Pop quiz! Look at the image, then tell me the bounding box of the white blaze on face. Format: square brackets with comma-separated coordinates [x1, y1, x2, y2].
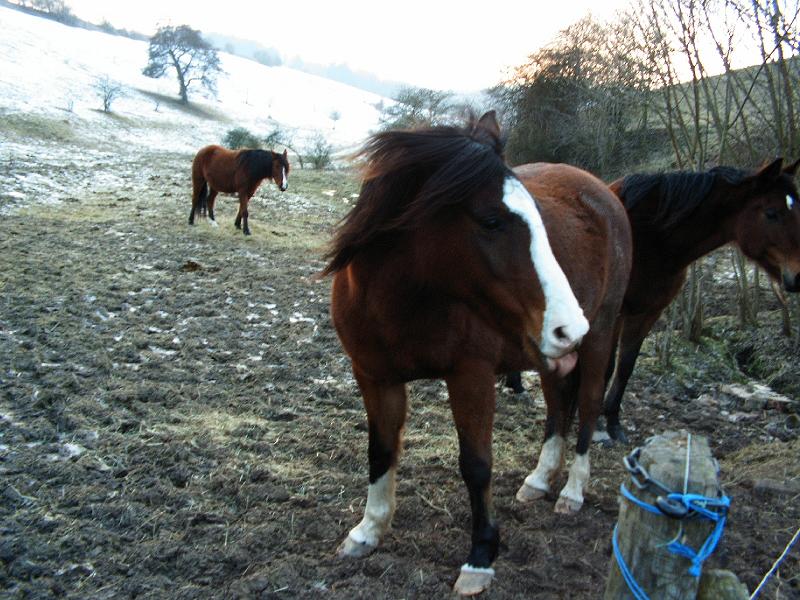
[281, 167, 288, 190]
[502, 177, 589, 357]
[787, 194, 795, 211]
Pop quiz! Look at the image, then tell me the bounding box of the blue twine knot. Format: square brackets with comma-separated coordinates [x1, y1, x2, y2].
[613, 483, 730, 600]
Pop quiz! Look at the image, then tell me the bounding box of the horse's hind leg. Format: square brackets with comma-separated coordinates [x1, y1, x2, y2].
[446, 362, 499, 595]
[603, 311, 659, 443]
[337, 371, 407, 558]
[190, 174, 207, 225]
[206, 190, 219, 226]
[504, 371, 525, 394]
[516, 372, 575, 503]
[553, 332, 617, 514]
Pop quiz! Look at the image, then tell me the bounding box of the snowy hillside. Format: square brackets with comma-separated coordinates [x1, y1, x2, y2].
[0, 6, 387, 154]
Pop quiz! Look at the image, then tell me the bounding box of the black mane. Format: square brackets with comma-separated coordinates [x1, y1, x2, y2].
[620, 166, 749, 232]
[323, 116, 509, 275]
[237, 149, 273, 180]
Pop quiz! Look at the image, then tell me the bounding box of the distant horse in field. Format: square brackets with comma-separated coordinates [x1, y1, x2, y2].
[189, 145, 290, 235]
[323, 112, 631, 595]
[600, 158, 800, 442]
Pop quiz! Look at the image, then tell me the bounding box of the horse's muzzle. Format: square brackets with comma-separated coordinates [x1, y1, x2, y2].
[528, 334, 580, 378]
[783, 269, 800, 293]
[280, 184, 288, 192]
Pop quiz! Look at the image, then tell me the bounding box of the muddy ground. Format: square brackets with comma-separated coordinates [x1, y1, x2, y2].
[1, 137, 799, 599]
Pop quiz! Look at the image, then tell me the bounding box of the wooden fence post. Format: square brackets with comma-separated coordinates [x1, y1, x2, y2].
[604, 431, 731, 600]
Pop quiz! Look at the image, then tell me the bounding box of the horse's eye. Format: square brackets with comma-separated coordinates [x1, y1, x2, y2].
[481, 216, 504, 231]
[765, 207, 780, 221]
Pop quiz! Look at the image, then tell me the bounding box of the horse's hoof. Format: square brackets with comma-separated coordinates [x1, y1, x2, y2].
[336, 534, 377, 559]
[209, 220, 218, 228]
[516, 482, 547, 503]
[244, 230, 251, 236]
[607, 424, 629, 445]
[453, 566, 494, 596]
[554, 495, 583, 514]
[592, 429, 614, 448]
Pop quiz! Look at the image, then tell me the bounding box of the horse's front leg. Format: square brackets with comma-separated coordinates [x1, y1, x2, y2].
[337, 371, 407, 558]
[234, 192, 247, 232]
[241, 196, 251, 235]
[555, 336, 612, 514]
[446, 362, 499, 596]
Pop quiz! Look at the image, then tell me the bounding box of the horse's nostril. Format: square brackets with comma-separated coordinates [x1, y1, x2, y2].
[554, 326, 569, 341]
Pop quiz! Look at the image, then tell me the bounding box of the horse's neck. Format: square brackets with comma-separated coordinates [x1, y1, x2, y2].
[261, 153, 273, 178]
[654, 189, 738, 268]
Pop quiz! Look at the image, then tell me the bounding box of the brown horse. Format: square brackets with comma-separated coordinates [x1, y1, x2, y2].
[602, 159, 800, 442]
[189, 145, 290, 235]
[323, 112, 631, 595]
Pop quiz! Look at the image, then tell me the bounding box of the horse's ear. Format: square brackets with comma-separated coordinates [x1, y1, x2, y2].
[755, 158, 784, 183]
[283, 149, 288, 159]
[783, 158, 800, 176]
[475, 111, 501, 140]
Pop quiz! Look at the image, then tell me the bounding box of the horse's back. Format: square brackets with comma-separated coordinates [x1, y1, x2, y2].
[513, 163, 632, 322]
[192, 145, 240, 193]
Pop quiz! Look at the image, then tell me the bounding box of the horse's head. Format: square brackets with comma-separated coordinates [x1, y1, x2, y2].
[271, 149, 290, 191]
[735, 158, 800, 292]
[329, 111, 588, 373]
[457, 166, 590, 373]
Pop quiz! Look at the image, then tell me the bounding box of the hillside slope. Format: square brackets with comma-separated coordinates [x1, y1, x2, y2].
[0, 6, 386, 155]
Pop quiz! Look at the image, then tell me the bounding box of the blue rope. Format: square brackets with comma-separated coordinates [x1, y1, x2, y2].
[612, 523, 650, 600]
[613, 483, 731, 599]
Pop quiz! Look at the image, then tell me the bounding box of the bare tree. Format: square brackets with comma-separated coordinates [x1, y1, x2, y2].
[495, 15, 654, 178]
[330, 110, 341, 130]
[29, 0, 74, 23]
[307, 133, 333, 170]
[93, 76, 124, 113]
[143, 25, 222, 104]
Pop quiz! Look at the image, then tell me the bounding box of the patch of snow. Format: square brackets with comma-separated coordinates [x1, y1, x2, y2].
[289, 312, 315, 324]
[149, 345, 176, 357]
[0, 6, 388, 212]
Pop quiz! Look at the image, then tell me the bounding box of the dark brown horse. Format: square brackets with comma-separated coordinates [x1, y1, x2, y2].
[189, 145, 290, 235]
[602, 159, 800, 442]
[324, 112, 631, 595]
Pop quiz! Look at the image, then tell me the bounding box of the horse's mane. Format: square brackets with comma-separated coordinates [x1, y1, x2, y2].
[322, 116, 509, 275]
[620, 166, 748, 233]
[236, 149, 274, 180]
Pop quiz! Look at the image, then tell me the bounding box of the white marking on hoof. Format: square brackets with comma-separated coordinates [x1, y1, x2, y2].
[592, 429, 611, 443]
[209, 219, 218, 228]
[453, 564, 495, 596]
[336, 533, 377, 558]
[555, 453, 590, 514]
[516, 481, 548, 503]
[554, 495, 583, 514]
[517, 435, 564, 503]
[337, 470, 396, 558]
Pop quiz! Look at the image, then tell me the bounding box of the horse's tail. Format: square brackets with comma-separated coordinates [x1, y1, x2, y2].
[197, 179, 209, 216]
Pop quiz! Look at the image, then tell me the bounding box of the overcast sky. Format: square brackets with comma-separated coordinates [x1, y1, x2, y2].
[64, 0, 631, 91]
